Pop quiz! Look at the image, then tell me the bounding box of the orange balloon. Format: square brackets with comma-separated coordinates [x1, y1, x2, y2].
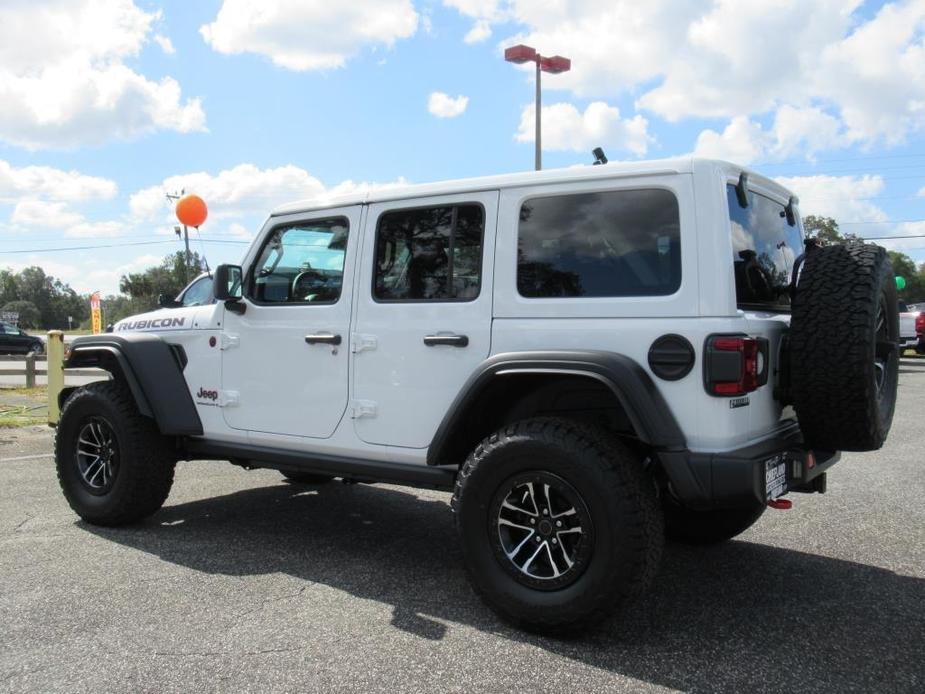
[176, 194, 208, 227]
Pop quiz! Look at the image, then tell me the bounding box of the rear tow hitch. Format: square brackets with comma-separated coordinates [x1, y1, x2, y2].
[768, 498, 792, 510]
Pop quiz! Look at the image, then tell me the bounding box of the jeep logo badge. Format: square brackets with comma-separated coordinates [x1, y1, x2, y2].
[196, 387, 219, 402]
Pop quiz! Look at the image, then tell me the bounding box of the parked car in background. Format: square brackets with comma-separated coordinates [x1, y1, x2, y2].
[899, 301, 918, 351]
[0, 322, 44, 355]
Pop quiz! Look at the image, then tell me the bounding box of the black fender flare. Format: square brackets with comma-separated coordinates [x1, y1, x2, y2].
[65, 333, 203, 436]
[426, 350, 686, 466]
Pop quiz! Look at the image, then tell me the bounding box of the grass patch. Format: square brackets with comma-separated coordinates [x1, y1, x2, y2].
[0, 405, 46, 428]
[0, 386, 47, 398]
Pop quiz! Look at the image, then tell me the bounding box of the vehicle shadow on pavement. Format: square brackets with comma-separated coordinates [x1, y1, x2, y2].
[82, 480, 924, 693]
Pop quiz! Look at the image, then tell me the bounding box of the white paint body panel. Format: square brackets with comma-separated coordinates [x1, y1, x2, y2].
[108, 157, 802, 463]
[220, 205, 360, 439]
[351, 191, 499, 448]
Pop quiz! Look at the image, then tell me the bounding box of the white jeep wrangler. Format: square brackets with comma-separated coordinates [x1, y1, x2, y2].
[55, 158, 899, 633]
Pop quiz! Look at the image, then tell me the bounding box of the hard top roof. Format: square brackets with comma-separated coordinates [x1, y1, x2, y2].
[270, 157, 793, 217]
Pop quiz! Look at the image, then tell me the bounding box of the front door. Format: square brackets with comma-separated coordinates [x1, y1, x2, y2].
[352, 191, 498, 448]
[221, 206, 360, 438]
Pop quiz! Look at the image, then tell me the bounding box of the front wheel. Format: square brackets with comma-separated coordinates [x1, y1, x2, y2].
[452, 418, 663, 634]
[55, 381, 175, 526]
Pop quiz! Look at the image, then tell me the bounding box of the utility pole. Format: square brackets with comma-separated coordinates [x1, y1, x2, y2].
[165, 190, 190, 284]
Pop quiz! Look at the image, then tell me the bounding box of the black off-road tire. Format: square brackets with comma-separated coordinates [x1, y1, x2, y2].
[281, 471, 334, 484]
[663, 499, 765, 545]
[452, 417, 663, 634]
[55, 381, 175, 526]
[790, 242, 899, 451]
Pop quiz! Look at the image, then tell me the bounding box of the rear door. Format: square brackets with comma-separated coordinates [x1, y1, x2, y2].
[351, 191, 498, 448]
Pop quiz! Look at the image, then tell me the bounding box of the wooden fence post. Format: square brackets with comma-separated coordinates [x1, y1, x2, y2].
[47, 331, 65, 426]
[25, 352, 36, 388]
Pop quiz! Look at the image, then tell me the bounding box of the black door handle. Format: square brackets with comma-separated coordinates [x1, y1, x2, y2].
[305, 333, 342, 345]
[423, 334, 469, 347]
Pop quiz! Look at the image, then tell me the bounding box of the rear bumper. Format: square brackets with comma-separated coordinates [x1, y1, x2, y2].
[658, 423, 840, 510]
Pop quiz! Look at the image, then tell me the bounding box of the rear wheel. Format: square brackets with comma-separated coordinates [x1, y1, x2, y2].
[452, 418, 663, 634]
[663, 499, 765, 545]
[55, 381, 175, 526]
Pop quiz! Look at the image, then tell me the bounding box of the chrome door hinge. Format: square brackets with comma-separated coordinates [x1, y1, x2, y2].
[350, 400, 377, 418]
[351, 333, 378, 354]
[220, 333, 240, 350]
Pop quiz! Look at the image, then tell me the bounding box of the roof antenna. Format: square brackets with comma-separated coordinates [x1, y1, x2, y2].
[592, 147, 608, 165]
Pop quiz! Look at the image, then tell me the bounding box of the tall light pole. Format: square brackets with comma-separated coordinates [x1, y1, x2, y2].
[504, 44, 571, 171]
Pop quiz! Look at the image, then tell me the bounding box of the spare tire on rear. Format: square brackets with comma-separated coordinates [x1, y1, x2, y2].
[789, 242, 899, 451]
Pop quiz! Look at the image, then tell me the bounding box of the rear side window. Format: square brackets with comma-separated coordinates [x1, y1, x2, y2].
[517, 189, 681, 298]
[374, 204, 484, 301]
[727, 185, 804, 310]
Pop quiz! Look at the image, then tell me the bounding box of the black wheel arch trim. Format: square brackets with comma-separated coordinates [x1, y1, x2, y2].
[426, 350, 686, 466]
[65, 333, 203, 436]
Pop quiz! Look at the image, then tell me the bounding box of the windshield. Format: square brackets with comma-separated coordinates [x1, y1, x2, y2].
[727, 184, 804, 310]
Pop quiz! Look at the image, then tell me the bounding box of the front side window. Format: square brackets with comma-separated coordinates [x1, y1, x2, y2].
[251, 218, 348, 304]
[374, 204, 484, 301]
[517, 189, 681, 298]
[727, 185, 804, 310]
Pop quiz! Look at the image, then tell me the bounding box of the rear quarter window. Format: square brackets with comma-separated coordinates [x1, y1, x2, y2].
[727, 185, 804, 311]
[517, 188, 681, 298]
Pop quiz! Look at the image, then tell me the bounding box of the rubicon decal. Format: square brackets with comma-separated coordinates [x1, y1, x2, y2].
[117, 317, 186, 331]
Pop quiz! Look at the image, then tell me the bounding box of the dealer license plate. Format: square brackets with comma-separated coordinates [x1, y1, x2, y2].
[765, 454, 788, 500]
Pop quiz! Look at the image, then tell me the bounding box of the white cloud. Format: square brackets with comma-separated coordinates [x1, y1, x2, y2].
[516, 101, 651, 156]
[694, 116, 771, 165]
[464, 20, 493, 44]
[0, 0, 205, 149]
[774, 174, 889, 226]
[201, 0, 418, 71]
[10, 199, 84, 228]
[65, 221, 125, 238]
[0, 160, 116, 202]
[694, 106, 850, 165]
[129, 163, 408, 224]
[428, 92, 469, 118]
[448, 1, 925, 156]
[444, 0, 502, 42]
[154, 34, 175, 55]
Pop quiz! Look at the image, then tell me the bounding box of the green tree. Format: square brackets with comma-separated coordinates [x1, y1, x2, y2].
[802, 215, 861, 244]
[119, 251, 205, 313]
[0, 266, 88, 329]
[1, 300, 40, 328]
[887, 251, 925, 302]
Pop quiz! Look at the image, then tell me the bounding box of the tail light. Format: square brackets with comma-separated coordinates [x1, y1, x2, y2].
[704, 334, 769, 396]
[916, 312, 925, 335]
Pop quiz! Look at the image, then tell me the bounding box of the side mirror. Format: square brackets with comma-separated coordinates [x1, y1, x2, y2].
[214, 264, 244, 302]
[158, 293, 181, 308]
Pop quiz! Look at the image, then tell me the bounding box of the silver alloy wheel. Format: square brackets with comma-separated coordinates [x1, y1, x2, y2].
[75, 417, 118, 494]
[490, 472, 594, 590]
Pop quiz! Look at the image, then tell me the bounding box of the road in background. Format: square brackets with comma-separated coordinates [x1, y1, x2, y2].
[1, 359, 923, 692]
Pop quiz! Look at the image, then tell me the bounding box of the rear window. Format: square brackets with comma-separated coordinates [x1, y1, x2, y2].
[727, 185, 804, 310]
[517, 189, 681, 298]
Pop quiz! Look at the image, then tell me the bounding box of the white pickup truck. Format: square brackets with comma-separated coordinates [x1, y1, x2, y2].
[899, 301, 919, 350]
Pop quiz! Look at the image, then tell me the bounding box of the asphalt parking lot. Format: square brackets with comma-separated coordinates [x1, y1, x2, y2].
[1, 361, 923, 693]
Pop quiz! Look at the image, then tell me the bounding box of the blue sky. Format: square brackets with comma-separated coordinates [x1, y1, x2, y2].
[2, 0, 925, 295]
